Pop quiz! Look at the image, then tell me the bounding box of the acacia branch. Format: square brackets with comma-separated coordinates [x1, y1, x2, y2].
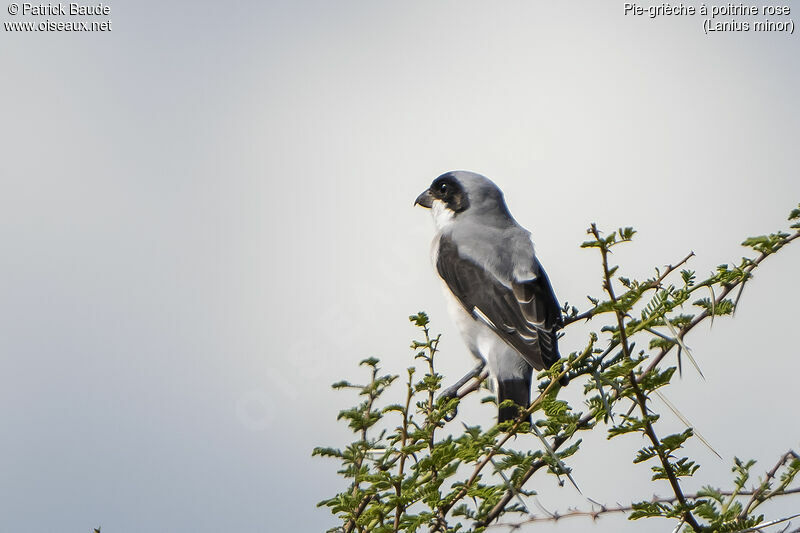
[741, 450, 800, 519]
[591, 224, 634, 363]
[393, 370, 415, 532]
[629, 372, 702, 531]
[343, 494, 373, 533]
[343, 364, 381, 533]
[436, 339, 597, 530]
[485, 487, 800, 529]
[473, 229, 799, 528]
[563, 250, 695, 327]
[433, 365, 567, 529]
[642, 231, 800, 377]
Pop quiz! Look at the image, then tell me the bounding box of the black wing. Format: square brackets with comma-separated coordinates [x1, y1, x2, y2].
[436, 235, 563, 371]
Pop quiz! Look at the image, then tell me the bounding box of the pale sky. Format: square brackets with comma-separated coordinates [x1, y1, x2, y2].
[1, 2, 799, 532]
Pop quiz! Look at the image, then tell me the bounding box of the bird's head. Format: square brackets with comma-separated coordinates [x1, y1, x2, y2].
[415, 171, 510, 228]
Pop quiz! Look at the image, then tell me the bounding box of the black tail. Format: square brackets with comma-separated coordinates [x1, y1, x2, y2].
[497, 377, 531, 424]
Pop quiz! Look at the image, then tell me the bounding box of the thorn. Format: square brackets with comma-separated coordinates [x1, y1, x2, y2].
[654, 390, 722, 460]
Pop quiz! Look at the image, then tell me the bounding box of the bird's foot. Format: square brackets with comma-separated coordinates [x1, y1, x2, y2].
[437, 385, 460, 421]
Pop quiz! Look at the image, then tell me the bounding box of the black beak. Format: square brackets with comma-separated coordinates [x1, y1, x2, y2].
[414, 189, 434, 208]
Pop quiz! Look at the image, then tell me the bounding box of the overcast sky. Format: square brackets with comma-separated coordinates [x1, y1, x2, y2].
[1, 1, 799, 532]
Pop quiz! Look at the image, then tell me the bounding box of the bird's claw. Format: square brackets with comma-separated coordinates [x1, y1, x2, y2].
[438, 386, 460, 421]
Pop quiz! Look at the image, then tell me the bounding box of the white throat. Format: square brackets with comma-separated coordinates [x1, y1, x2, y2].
[431, 199, 455, 231]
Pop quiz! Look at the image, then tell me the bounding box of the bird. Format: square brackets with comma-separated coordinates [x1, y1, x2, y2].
[414, 170, 565, 424]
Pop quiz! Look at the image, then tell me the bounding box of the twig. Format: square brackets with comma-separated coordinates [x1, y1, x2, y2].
[343, 494, 373, 533]
[485, 487, 800, 528]
[344, 364, 381, 533]
[741, 451, 800, 518]
[590, 224, 633, 362]
[393, 370, 415, 532]
[642, 232, 800, 377]
[562, 250, 695, 326]
[629, 371, 702, 531]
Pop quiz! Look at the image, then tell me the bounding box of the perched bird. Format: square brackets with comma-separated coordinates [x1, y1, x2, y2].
[415, 171, 565, 424]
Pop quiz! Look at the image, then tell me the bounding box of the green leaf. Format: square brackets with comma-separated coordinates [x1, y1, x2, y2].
[619, 226, 637, 241]
[634, 446, 657, 464]
[741, 232, 790, 255]
[408, 312, 429, 326]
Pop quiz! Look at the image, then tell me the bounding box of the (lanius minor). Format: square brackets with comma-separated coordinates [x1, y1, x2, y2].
[415, 171, 565, 423]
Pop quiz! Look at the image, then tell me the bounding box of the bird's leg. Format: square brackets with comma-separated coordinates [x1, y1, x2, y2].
[440, 361, 486, 399]
[438, 361, 486, 421]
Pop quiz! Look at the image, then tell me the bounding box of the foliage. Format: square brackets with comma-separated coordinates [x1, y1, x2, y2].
[314, 204, 800, 532]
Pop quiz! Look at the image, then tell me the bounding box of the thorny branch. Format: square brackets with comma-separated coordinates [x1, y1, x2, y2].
[642, 232, 800, 376]
[472, 226, 800, 528]
[343, 364, 381, 533]
[741, 451, 800, 519]
[486, 486, 800, 529]
[563, 250, 696, 327]
[629, 372, 701, 531]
